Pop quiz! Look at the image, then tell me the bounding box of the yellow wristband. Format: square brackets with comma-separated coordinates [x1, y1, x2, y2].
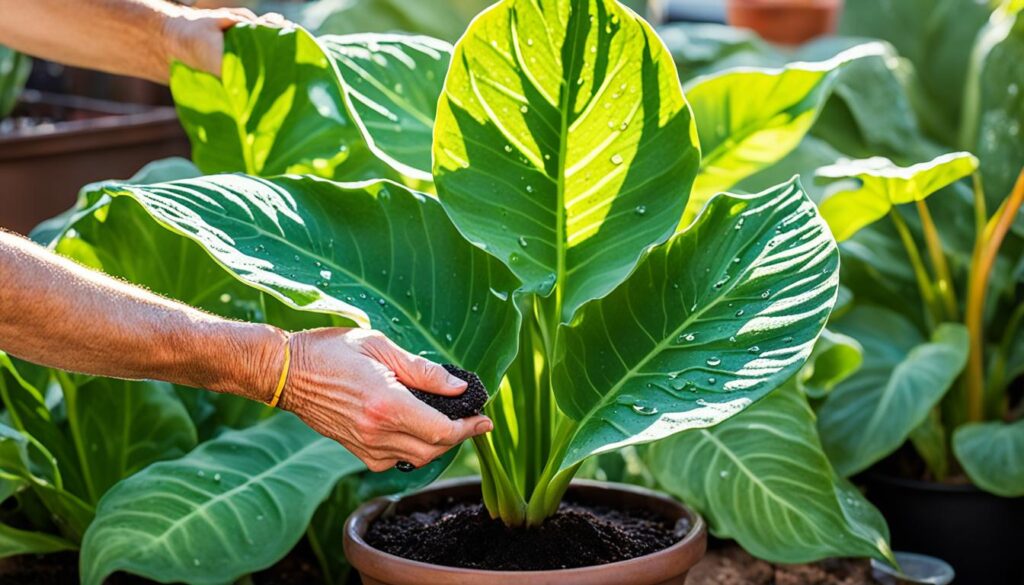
[268, 337, 291, 408]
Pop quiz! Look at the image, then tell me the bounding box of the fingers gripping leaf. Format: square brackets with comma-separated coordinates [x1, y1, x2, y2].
[434, 0, 701, 322]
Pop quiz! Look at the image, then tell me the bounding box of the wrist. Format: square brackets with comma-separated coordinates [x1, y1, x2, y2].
[194, 320, 289, 404]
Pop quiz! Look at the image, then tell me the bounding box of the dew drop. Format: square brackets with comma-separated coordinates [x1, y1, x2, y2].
[761, 290, 771, 299]
[378, 298, 387, 306]
[219, 293, 232, 304]
[520, 105, 528, 114]
[610, 154, 624, 165]
[471, 303, 479, 312]
[213, 473, 222, 483]
[197, 470, 205, 478]
[706, 357, 721, 367]
[735, 309, 745, 317]
[526, 184, 534, 193]
[504, 144, 513, 153]
[631, 402, 659, 416]
[747, 346, 760, 354]
[526, 38, 534, 46]
[719, 470, 729, 479]
[319, 269, 332, 280]
[707, 377, 717, 385]
[518, 236, 529, 248]
[635, 205, 647, 216]
[193, 558, 201, 567]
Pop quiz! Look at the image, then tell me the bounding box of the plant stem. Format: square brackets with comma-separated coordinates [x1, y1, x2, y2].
[915, 199, 958, 320]
[890, 209, 941, 329]
[965, 167, 1024, 422]
[989, 302, 1024, 413]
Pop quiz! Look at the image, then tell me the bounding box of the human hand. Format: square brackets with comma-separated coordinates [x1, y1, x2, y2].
[160, 6, 285, 78]
[277, 328, 493, 472]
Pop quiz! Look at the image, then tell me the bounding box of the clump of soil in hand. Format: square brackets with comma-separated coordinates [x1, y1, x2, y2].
[365, 497, 688, 571]
[408, 364, 487, 419]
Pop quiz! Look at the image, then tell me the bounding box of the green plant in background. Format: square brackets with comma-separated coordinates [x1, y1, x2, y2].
[0, 44, 30, 118]
[39, 0, 1024, 579]
[0, 1, 912, 581]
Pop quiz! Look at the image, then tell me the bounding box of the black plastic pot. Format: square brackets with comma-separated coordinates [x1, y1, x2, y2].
[861, 472, 1024, 584]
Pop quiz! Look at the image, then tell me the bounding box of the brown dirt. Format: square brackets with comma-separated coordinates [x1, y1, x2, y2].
[365, 497, 688, 571]
[688, 544, 879, 585]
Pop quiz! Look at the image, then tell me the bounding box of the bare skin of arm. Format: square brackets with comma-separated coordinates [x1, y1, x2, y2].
[0, 231, 492, 471]
[0, 0, 278, 82]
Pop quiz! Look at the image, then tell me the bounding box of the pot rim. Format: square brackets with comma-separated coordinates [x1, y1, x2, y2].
[344, 477, 707, 581]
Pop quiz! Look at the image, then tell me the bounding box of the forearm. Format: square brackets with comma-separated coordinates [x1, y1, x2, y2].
[0, 231, 285, 402]
[0, 0, 178, 83]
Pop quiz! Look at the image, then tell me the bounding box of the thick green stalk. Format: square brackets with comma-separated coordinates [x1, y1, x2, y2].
[915, 199, 958, 320]
[473, 434, 526, 525]
[965, 168, 1024, 422]
[890, 209, 942, 329]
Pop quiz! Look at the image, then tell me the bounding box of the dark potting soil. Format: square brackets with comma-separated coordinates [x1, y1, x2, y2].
[365, 497, 689, 571]
[408, 364, 488, 420]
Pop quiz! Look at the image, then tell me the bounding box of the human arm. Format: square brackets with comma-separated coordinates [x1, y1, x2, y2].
[0, 0, 275, 83]
[0, 231, 491, 470]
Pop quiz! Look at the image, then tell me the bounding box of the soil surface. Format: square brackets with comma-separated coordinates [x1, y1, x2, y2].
[365, 497, 688, 571]
[688, 544, 880, 585]
[408, 364, 488, 420]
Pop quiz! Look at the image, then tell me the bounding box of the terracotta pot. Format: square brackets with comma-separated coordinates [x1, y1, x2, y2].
[861, 471, 1024, 585]
[344, 478, 708, 585]
[726, 0, 843, 46]
[0, 90, 189, 235]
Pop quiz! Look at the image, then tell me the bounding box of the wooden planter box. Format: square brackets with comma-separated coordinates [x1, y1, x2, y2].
[0, 90, 189, 234]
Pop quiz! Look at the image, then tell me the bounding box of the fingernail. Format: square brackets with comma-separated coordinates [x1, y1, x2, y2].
[476, 420, 493, 434]
[447, 374, 467, 390]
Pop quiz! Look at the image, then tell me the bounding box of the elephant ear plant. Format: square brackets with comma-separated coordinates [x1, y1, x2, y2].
[74, 0, 841, 532]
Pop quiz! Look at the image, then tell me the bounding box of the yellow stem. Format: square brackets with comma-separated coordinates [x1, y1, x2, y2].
[965, 167, 1024, 422]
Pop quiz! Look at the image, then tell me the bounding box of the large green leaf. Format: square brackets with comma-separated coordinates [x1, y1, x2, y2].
[172, 25, 443, 183]
[953, 420, 1024, 497]
[681, 43, 885, 223]
[86, 174, 521, 393]
[647, 384, 893, 564]
[815, 152, 979, 242]
[0, 45, 30, 118]
[433, 0, 700, 322]
[553, 178, 840, 469]
[79, 414, 363, 585]
[817, 307, 969, 477]
[60, 378, 196, 504]
[320, 34, 451, 182]
[962, 7, 1024, 211]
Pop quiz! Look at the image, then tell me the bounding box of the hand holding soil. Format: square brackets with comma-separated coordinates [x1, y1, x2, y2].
[277, 328, 493, 472]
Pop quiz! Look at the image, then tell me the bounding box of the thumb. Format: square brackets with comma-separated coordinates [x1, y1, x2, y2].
[369, 338, 467, 396]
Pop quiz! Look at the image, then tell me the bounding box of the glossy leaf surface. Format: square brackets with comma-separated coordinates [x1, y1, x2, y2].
[88, 174, 521, 393]
[682, 44, 885, 223]
[434, 0, 700, 321]
[648, 384, 893, 564]
[79, 414, 363, 585]
[815, 152, 978, 241]
[554, 178, 840, 469]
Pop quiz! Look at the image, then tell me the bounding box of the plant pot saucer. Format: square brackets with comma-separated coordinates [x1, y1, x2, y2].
[871, 552, 955, 585]
[343, 477, 707, 585]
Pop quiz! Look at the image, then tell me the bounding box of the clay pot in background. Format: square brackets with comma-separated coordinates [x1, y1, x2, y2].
[344, 478, 708, 585]
[726, 0, 843, 45]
